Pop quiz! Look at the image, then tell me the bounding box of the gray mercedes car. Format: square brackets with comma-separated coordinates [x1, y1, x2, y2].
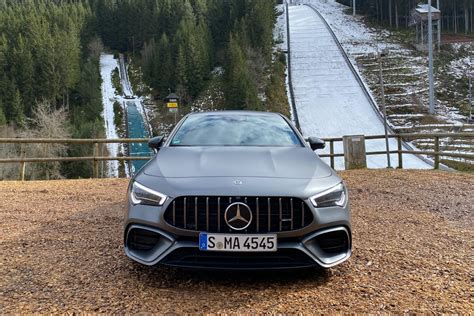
[124, 111, 351, 269]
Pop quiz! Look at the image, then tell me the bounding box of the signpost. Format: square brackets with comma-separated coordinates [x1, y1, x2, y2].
[165, 93, 180, 125]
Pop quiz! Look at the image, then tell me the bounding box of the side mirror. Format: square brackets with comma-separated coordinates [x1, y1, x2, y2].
[148, 136, 164, 150]
[307, 136, 325, 151]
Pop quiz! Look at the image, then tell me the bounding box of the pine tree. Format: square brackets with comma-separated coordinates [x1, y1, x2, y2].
[9, 89, 25, 126]
[224, 34, 259, 110]
[176, 45, 188, 90]
[11, 35, 35, 115]
[157, 33, 174, 96]
[0, 101, 6, 126]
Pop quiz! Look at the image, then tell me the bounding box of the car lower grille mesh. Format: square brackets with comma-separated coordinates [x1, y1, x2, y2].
[161, 248, 316, 269]
[164, 196, 313, 233]
[127, 228, 161, 251]
[314, 230, 349, 255]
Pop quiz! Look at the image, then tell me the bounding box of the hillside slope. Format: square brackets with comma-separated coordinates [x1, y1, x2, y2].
[288, 5, 431, 170]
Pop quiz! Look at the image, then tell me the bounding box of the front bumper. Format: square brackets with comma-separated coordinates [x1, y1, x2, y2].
[124, 188, 352, 269]
[124, 224, 351, 269]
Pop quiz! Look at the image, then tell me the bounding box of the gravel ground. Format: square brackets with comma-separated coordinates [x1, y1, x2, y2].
[0, 170, 472, 313]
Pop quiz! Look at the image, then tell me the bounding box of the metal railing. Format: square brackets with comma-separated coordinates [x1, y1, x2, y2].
[0, 132, 473, 181]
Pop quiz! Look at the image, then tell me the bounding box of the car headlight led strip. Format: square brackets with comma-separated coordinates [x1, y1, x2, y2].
[310, 183, 346, 208]
[130, 182, 167, 206]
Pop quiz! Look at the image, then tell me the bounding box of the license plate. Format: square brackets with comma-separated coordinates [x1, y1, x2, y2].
[199, 233, 277, 252]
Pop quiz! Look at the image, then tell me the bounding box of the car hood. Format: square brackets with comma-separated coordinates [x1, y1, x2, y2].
[143, 147, 333, 179]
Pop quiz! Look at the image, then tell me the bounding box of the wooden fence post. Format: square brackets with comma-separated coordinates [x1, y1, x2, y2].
[330, 140, 335, 169]
[93, 142, 99, 178]
[397, 135, 403, 169]
[434, 136, 440, 170]
[343, 135, 367, 170]
[100, 143, 104, 178]
[18, 144, 26, 181]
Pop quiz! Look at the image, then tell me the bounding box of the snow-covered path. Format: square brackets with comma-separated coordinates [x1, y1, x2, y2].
[288, 5, 431, 169]
[100, 54, 119, 177]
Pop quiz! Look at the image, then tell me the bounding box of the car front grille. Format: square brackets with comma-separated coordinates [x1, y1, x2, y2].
[163, 196, 313, 233]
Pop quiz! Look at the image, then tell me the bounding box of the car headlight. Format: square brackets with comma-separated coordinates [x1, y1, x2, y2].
[130, 182, 167, 206]
[310, 183, 346, 208]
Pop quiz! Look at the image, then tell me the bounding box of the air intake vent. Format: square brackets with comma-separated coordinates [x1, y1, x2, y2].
[313, 230, 349, 255]
[127, 228, 161, 251]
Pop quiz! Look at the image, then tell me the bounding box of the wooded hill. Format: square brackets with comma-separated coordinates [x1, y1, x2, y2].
[0, 0, 287, 179]
[95, 0, 285, 113]
[337, 0, 474, 32]
[0, 0, 285, 127]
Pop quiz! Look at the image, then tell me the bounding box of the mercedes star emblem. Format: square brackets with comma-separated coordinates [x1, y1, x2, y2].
[224, 202, 252, 230]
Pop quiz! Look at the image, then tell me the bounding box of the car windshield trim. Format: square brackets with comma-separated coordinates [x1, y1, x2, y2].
[169, 144, 302, 147]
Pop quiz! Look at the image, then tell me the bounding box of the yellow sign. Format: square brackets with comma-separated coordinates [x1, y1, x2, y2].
[167, 102, 178, 108]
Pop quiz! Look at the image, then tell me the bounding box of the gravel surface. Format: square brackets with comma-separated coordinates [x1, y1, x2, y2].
[1, 170, 472, 313]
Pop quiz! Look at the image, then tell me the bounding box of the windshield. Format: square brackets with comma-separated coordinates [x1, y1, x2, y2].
[170, 114, 302, 147]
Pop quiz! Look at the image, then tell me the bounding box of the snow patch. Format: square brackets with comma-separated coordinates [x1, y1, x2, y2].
[100, 54, 120, 177]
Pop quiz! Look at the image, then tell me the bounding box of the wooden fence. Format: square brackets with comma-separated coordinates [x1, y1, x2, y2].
[0, 132, 473, 180]
[320, 133, 474, 169]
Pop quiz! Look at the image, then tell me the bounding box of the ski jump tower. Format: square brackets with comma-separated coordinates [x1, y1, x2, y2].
[411, 4, 441, 52]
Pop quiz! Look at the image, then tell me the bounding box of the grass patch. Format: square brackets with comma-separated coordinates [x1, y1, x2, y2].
[441, 159, 474, 173]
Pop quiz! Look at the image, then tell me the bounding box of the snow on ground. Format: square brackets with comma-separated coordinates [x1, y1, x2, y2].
[288, 5, 431, 169]
[298, 0, 397, 56]
[275, 5, 288, 52]
[292, 0, 472, 167]
[447, 54, 473, 79]
[99, 54, 120, 177]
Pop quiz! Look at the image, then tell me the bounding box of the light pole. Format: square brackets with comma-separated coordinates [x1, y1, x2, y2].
[428, 0, 436, 114]
[469, 75, 473, 121]
[437, 0, 441, 52]
[353, 0, 356, 16]
[378, 51, 391, 168]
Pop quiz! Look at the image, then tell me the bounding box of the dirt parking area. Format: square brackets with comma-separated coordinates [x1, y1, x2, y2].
[0, 170, 473, 313]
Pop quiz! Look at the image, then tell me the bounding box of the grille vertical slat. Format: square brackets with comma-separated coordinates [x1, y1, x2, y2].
[164, 196, 313, 233]
[183, 197, 187, 229]
[267, 198, 271, 232]
[218, 197, 221, 232]
[290, 198, 294, 230]
[206, 197, 209, 232]
[194, 197, 198, 230]
[279, 198, 283, 231]
[256, 197, 259, 233]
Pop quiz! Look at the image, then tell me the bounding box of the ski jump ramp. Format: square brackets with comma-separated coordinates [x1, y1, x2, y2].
[288, 4, 431, 169]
